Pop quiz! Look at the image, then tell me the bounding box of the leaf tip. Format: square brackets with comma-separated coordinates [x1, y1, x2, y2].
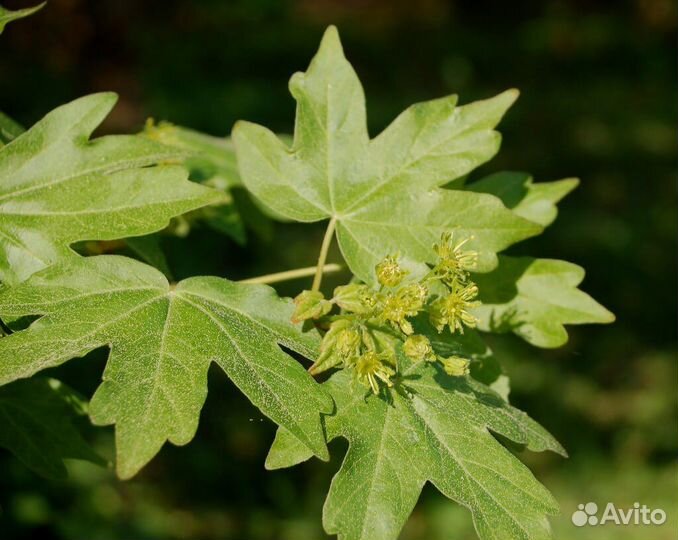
[504, 87, 520, 103]
[321, 24, 341, 48]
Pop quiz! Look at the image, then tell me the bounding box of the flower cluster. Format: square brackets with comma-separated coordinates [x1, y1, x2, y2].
[292, 233, 481, 393]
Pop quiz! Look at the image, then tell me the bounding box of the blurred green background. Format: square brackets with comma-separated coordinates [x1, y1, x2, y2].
[0, 0, 676, 538]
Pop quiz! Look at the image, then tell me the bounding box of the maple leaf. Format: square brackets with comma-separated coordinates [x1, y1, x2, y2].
[267, 361, 566, 540]
[0, 255, 332, 478]
[143, 121, 248, 244]
[474, 256, 615, 347]
[233, 26, 540, 284]
[467, 171, 579, 227]
[0, 377, 104, 479]
[0, 93, 224, 286]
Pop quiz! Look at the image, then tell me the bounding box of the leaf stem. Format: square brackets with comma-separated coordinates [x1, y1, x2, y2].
[240, 263, 342, 285]
[311, 217, 337, 292]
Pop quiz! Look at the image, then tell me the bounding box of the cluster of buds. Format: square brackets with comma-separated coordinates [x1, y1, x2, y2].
[291, 233, 481, 394]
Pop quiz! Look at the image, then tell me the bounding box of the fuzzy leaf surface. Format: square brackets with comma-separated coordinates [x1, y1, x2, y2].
[0, 93, 223, 285]
[233, 26, 540, 283]
[0, 255, 332, 478]
[474, 256, 614, 347]
[0, 377, 104, 479]
[268, 364, 565, 540]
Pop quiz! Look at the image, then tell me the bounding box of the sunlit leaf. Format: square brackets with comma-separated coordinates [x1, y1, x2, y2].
[0, 255, 332, 478]
[0, 93, 224, 286]
[233, 26, 540, 284]
[474, 256, 615, 347]
[268, 363, 565, 540]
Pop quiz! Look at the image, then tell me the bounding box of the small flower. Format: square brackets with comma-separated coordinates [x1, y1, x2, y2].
[311, 318, 356, 374]
[292, 290, 332, 323]
[403, 334, 434, 362]
[375, 255, 407, 287]
[440, 356, 470, 377]
[380, 283, 428, 335]
[398, 283, 428, 311]
[333, 284, 377, 314]
[433, 232, 478, 284]
[355, 351, 396, 394]
[336, 327, 362, 360]
[429, 282, 480, 334]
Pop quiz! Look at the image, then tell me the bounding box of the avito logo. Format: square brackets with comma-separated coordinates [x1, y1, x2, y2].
[572, 502, 667, 527]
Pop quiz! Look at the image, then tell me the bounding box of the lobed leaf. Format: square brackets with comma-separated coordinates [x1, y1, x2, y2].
[0, 255, 332, 478]
[474, 256, 615, 347]
[467, 172, 579, 227]
[233, 26, 540, 284]
[0, 93, 224, 286]
[268, 363, 566, 540]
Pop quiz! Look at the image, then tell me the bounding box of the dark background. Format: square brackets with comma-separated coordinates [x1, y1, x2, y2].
[0, 1, 676, 539]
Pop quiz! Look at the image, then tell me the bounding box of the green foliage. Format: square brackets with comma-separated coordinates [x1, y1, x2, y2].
[0, 377, 103, 479]
[143, 120, 247, 244]
[0, 255, 331, 478]
[0, 2, 43, 34]
[0, 93, 223, 286]
[474, 256, 614, 348]
[0, 17, 618, 540]
[233, 26, 540, 283]
[268, 365, 565, 540]
[467, 172, 579, 227]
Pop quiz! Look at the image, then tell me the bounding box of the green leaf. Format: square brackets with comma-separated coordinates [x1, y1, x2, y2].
[143, 121, 254, 244]
[0, 255, 332, 478]
[467, 172, 579, 227]
[233, 26, 540, 283]
[0, 110, 25, 145]
[143, 121, 242, 190]
[0, 93, 224, 286]
[267, 363, 566, 540]
[0, 2, 44, 34]
[125, 234, 172, 278]
[474, 256, 615, 348]
[0, 377, 104, 479]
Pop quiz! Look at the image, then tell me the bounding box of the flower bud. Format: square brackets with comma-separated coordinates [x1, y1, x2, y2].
[292, 290, 332, 323]
[440, 356, 470, 376]
[403, 335, 434, 362]
[375, 255, 407, 287]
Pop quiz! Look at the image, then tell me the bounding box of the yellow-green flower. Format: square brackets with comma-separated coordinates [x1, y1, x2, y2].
[403, 334, 434, 362]
[440, 356, 470, 376]
[433, 232, 478, 283]
[429, 282, 480, 334]
[355, 351, 396, 394]
[380, 283, 427, 335]
[335, 327, 362, 360]
[375, 255, 407, 287]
